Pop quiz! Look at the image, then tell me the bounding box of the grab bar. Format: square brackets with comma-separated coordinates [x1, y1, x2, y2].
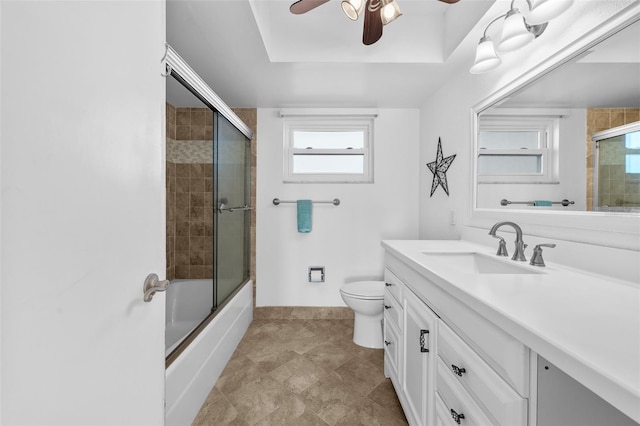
[500, 199, 575, 207]
[217, 203, 254, 213]
[273, 198, 340, 206]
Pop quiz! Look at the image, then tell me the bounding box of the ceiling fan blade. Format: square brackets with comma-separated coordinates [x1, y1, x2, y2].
[289, 0, 330, 14]
[362, 0, 383, 45]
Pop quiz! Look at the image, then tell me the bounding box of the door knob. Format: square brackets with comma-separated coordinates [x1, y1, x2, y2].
[143, 273, 169, 302]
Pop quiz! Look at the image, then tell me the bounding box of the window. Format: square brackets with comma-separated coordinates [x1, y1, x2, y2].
[283, 116, 374, 183]
[478, 116, 558, 184]
[625, 130, 640, 174]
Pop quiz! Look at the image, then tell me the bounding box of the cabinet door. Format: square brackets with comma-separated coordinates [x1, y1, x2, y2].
[403, 288, 439, 426]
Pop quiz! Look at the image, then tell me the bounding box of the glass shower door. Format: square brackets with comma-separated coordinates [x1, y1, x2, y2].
[594, 127, 640, 212]
[213, 113, 251, 308]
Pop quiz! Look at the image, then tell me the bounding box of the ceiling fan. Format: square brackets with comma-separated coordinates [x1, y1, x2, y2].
[290, 0, 460, 45]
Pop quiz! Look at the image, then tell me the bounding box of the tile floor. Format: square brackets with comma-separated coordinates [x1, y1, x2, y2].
[192, 318, 408, 425]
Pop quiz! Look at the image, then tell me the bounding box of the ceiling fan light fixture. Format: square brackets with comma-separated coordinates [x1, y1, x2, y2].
[526, 0, 573, 25]
[341, 0, 364, 21]
[470, 36, 502, 74]
[497, 8, 534, 53]
[380, 0, 402, 25]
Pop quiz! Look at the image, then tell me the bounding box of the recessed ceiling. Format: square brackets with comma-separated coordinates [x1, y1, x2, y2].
[166, 0, 494, 108]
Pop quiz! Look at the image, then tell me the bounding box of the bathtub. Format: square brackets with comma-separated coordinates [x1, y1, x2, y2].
[165, 279, 214, 356]
[165, 279, 253, 426]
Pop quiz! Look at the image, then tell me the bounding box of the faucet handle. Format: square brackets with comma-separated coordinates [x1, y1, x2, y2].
[491, 235, 509, 256]
[529, 243, 556, 267]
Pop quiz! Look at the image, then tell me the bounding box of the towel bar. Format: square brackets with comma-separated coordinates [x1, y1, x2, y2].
[273, 198, 340, 206]
[500, 199, 575, 207]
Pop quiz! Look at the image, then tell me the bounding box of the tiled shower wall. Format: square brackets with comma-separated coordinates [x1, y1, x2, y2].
[586, 108, 640, 210]
[166, 104, 214, 280]
[166, 103, 257, 284]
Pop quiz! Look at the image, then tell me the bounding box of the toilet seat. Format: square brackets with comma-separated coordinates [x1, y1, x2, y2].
[340, 281, 385, 300]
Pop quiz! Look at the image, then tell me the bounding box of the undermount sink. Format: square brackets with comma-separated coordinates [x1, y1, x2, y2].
[420, 252, 543, 275]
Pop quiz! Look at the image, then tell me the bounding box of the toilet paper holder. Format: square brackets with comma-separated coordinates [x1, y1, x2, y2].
[308, 266, 325, 283]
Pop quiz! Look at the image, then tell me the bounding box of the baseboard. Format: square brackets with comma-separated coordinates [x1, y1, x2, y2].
[254, 306, 354, 320]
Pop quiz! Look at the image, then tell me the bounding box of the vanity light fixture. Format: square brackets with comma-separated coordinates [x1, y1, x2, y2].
[470, 0, 573, 74]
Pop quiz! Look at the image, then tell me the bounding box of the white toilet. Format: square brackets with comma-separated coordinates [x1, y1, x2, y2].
[340, 281, 385, 349]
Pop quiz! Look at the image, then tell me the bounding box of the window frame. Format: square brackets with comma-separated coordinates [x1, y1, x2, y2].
[477, 115, 559, 184]
[283, 116, 374, 183]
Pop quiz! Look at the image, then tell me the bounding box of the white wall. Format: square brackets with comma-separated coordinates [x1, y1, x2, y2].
[257, 108, 420, 306]
[419, 1, 639, 245]
[1, 1, 166, 424]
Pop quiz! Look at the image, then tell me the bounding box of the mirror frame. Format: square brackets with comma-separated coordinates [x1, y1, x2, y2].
[469, 5, 640, 251]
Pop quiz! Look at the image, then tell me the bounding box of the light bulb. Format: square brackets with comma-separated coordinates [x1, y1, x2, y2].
[341, 0, 364, 20]
[379, 0, 401, 25]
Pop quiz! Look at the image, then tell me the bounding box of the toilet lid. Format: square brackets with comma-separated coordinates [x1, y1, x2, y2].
[340, 281, 385, 299]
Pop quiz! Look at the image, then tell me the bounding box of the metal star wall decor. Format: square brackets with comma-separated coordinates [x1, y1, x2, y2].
[426, 137, 456, 197]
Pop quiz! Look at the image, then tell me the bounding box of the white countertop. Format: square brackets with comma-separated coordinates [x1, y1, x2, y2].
[382, 239, 640, 424]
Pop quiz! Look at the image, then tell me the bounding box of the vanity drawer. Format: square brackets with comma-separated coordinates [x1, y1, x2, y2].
[438, 321, 528, 426]
[435, 391, 460, 426]
[383, 268, 404, 303]
[436, 357, 494, 426]
[383, 291, 402, 329]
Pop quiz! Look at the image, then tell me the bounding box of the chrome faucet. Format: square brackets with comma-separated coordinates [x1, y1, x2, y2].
[488, 221, 527, 261]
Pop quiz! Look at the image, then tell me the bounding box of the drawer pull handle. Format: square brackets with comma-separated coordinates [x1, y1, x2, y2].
[385, 340, 392, 346]
[385, 282, 393, 287]
[384, 305, 392, 310]
[450, 408, 465, 424]
[419, 329, 429, 353]
[451, 364, 466, 376]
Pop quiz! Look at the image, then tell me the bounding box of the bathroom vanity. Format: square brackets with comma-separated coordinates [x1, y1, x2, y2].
[381, 240, 639, 426]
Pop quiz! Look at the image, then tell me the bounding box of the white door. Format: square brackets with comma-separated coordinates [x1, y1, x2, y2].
[1, 1, 166, 424]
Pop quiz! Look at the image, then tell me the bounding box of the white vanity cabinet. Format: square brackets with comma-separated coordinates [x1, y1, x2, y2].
[383, 259, 529, 426]
[382, 240, 640, 426]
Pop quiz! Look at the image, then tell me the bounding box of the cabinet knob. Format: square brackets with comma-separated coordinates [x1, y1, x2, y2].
[385, 282, 393, 287]
[384, 340, 392, 346]
[451, 364, 466, 376]
[384, 304, 392, 310]
[450, 408, 465, 424]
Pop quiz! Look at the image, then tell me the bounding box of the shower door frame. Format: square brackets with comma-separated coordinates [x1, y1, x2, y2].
[164, 44, 253, 367]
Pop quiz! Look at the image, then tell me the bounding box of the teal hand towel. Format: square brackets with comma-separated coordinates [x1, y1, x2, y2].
[297, 199, 312, 233]
[533, 200, 553, 206]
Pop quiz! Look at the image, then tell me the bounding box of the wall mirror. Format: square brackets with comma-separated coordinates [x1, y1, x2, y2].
[475, 18, 640, 215]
